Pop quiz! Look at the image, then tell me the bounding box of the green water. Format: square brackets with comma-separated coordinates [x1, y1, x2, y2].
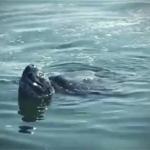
[0, 0, 150, 150]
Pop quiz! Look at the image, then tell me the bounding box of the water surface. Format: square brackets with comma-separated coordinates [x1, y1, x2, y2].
[0, 0, 150, 150]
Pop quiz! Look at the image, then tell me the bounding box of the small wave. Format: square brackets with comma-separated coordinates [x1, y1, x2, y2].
[0, 77, 19, 85]
[47, 62, 107, 72]
[55, 40, 92, 49]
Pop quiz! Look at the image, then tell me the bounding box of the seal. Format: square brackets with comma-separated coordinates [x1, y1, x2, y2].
[18, 64, 101, 101]
[18, 64, 102, 122]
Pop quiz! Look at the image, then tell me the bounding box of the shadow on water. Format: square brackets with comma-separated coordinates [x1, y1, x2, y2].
[18, 92, 51, 134]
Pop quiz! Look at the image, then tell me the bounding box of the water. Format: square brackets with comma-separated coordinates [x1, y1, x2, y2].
[0, 0, 150, 149]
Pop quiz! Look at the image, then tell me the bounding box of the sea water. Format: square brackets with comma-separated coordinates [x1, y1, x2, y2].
[0, 0, 150, 150]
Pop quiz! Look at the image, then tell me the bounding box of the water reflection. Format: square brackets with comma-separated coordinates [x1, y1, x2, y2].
[19, 125, 37, 134]
[18, 93, 51, 134]
[18, 93, 51, 122]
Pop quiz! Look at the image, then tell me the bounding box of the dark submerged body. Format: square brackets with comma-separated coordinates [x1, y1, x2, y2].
[49, 76, 90, 95]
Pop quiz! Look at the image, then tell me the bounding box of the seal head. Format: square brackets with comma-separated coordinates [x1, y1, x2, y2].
[19, 64, 54, 100]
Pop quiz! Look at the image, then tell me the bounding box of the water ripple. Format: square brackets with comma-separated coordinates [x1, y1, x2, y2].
[0, 0, 150, 150]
